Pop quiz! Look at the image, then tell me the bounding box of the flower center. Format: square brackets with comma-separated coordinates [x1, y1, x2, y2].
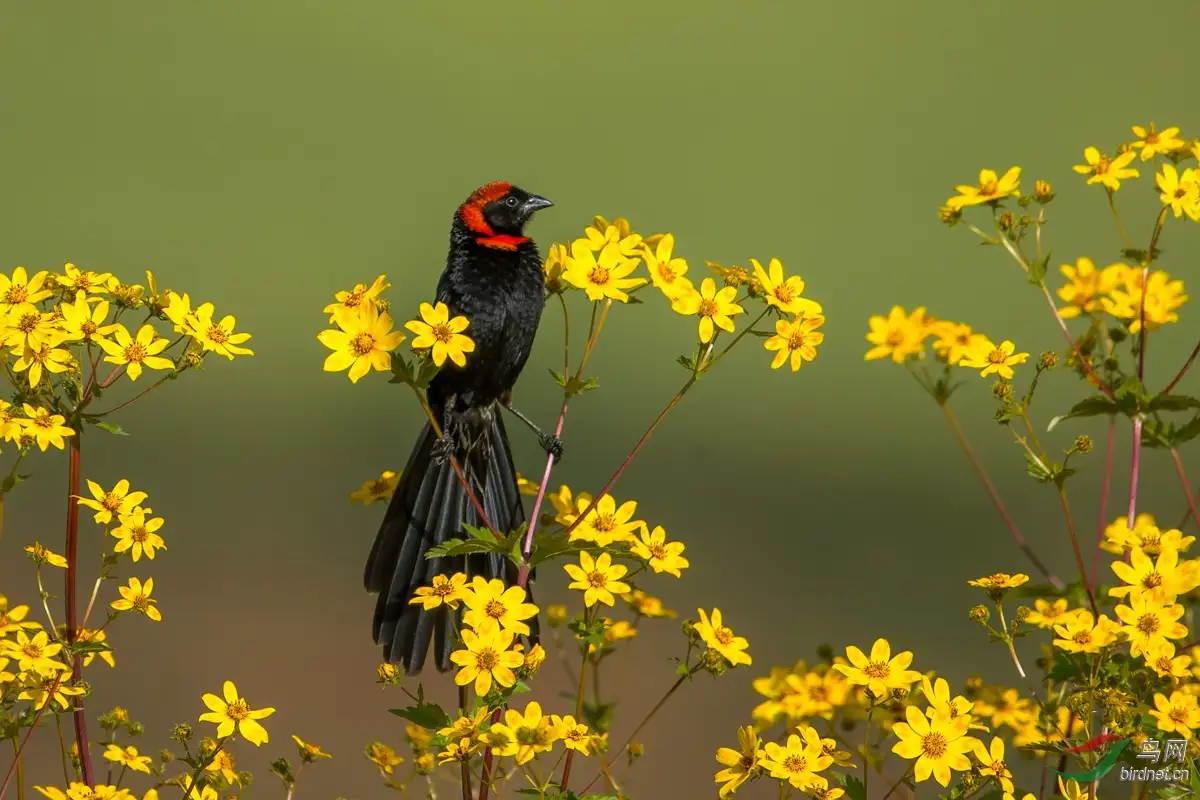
[81, 321, 98, 336]
[1156, 657, 1173, 673]
[101, 493, 122, 512]
[656, 264, 677, 283]
[32, 412, 54, 431]
[206, 325, 229, 344]
[370, 480, 390, 495]
[1170, 707, 1189, 725]
[22, 642, 44, 658]
[484, 599, 506, 619]
[123, 343, 147, 363]
[985, 349, 1008, 365]
[649, 544, 668, 560]
[922, 732, 948, 759]
[225, 700, 251, 721]
[738, 754, 755, 770]
[344, 289, 363, 308]
[1137, 613, 1161, 635]
[1142, 571, 1164, 589]
[516, 727, 547, 746]
[587, 266, 611, 285]
[17, 313, 40, 333]
[863, 661, 890, 680]
[714, 626, 735, 646]
[592, 515, 615, 533]
[433, 582, 455, 598]
[782, 754, 808, 773]
[979, 177, 998, 195]
[773, 284, 796, 303]
[350, 332, 376, 357]
[130, 526, 148, 543]
[475, 647, 499, 671]
[886, 330, 905, 346]
[1096, 156, 1112, 174]
[431, 323, 453, 344]
[4, 286, 29, 305]
[1071, 630, 1092, 645]
[586, 571, 608, 588]
[132, 595, 151, 612]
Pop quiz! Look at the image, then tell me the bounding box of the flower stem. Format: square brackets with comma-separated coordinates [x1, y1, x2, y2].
[995, 603, 1027, 679]
[0, 675, 64, 800]
[1056, 483, 1098, 616]
[1089, 417, 1117, 595]
[939, 403, 1063, 588]
[179, 738, 226, 799]
[1171, 448, 1200, 530]
[862, 705, 874, 797]
[457, 686, 471, 800]
[1107, 189, 1134, 251]
[557, 633, 591, 791]
[880, 763, 914, 800]
[1163, 338, 1200, 395]
[63, 431, 94, 787]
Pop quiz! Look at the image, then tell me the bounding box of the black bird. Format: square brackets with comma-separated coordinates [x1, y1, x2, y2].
[364, 181, 560, 675]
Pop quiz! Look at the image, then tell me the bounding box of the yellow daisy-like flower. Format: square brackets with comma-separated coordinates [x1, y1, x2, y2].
[970, 736, 1014, 793]
[550, 714, 591, 755]
[18, 673, 85, 711]
[958, 339, 1029, 380]
[1103, 513, 1195, 555]
[833, 638, 921, 699]
[921, 677, 978, 733]
[568, 493, 642, 546]
[1024, 598, 1075, 629]
[1116, 596, 1188, 657]
[437, 708, 492, 742]
[110, 577, 162, 622]
[1, 629, 71, 676]
[35, 785, 132, 800]
[891, 705, 975, 786]
[946, 166, 1021, 209]
[643, 234, 691, 299]
[623, 589, 677, 619]
[2, 304, 61, 351]
[714, 725, 762, 799]
[111, 508, 167, 562]
[323, 274, 390, 323]
[349, 469, 400, 505]
[967, 573, 1029, 590]
[436, 738, 478, 766]
[98, 324, 174, 381]
[542, 242, 568, 289]
[103, 744, 153, 774]
[56, 263, 113, 296]
[162, 291, 201, 337]
[205, 749, 239, 786]
[449, 627, 524, 696]
[864, 306, 927, 363]
[516, 474, 540, 496]
[630, 525, 689, 577]
[563, 240, 645, 302]
[0, 597, 41, 637]
[409, 573, 469, 611]
[76, 479, 148, 525]
[1145, 640, 1192, 681]
[1057, 257, 1124, 319]
[317, 302, 405, 384]
[564, 551, 630, 608]
[292, 734, 332, 763]
[1151, 691, 1200, 739]
[58, 292, 119, 344]
[583, 215, 655, 256]
[13, 341, 73, 389]
[486, 701, 559, 765]
[198, 680, 276, 746]
[1110, 546, 1198, 604]
[751, 258, 822, 317]
[1104, 269, 1189, 333]
[76, 627, 114, 668]
[366, 741, 405, 775]
[405, 302, 475, 368]
[1132, 123, 1185, 161]
[1052, 610, 1118, 654]
[0, 400, 25, 443]
[929, 321, 986, 366]
[460, 577, 539, 636]
[0, 266, 53, 312]
[191, 302, 254, 359]
[759, 731, 833, 789]
[695, 608, 752, 667]
[671, 277, 744, 344]
[24, 542, 69, 569]
[549, 483, 590, 527]
[1072, 147, 1138, 191]
[764, 314, 824, 372]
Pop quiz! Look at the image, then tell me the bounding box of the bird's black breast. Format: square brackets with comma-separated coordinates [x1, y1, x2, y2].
[429, 238, 546, 411]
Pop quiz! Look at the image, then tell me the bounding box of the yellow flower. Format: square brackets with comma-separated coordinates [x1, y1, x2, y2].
[19, 402, 76, 453]
[1052, 610, 1118, 654]
[974, 687, 1035, 730]
[323, 275, 390, 323]
[436, 738, 478, 765]
[409, 573, 469, 611]
[349, 470, 400, 505]
[563, 240, 645, 302]
[1151, 691, 1200, 739]
[110, 577, 162, 622]
[58, 292, 119, 344]
[1116, 596, 1188, 657]
[1102, 268, 1189, 333]
[714, 725, 762, 798]
[35, 785, 132, 800]
[0, 400, 24, 442]
[317, 302, 404, 384]
[891, 705, 975, 786]
[522, 642, 547, 672]
[568, 493, 642, 546]
[516, 474, 540, 496]
[24, 542, 69, 569]
[946, 166, 1021, 209]
[437, 708, 491, 742]
[18, 673, 85, 711]
[1155, 164, 1200, 221]
[1073, 147, 1138, 191]
[76, 628, 113, 668]
[671, 277, 744, 343]
[972, 736, 1014, 793]
[1132, 123, 1185, 161]
[751, 258, 822, 317]
[198, 680, 276, 746]
[76, 479, 148, 525]
[405, 302, 475, 368]
[486, 701, 559, 765]
[292, 734, 332, 763]
[623, 589, 677, 619]
[405, 722, 432, 750]
[764, 314, 824, 372]
[630, 525, 689, 577]
[56, 263, 113, 296]
[583, 215, 654, 256]
[366, 741, 404, 775]
[1, 629, 70, 676]
[449, 627, 524, 696]
[542, 242, 568, 289]
[958, 339, 1029, 380]
[564, 551, 630, 607]
[921, 677, 978, 733]
[1057, 777, 1090, 800]
[162, 291, 201, 337]
[834, 638, 920, 699]
[1057, 257, 1124, 318]
[864, 306, 927, 363]
[759, 731, 832, 789]
[111, 508, 166, 561]
[460, 576, 539, 636]
[205, 749, 239, 785]
[2, 305, 61, 351]
[1103, 513, 1194, 555]
[191, 302, 254, 359]
[98, 324, 174, 381]
[549, 484, 591, 527]
[103, 744, 152, 774]
[1024, 598, 1075, 629]
[551, 714, 591, 755]
[1110, 546, 1198, 603]
[0, 597, 41, 637]
[967, 573, 1029, 590]
[1145, 640, 1193, 681]
[13, 341, 73, 389]
[930, 322, 986, 366]
[0, 267, 53, 312]
[695, 608, 752, 667]
[643, 234, 691, 299]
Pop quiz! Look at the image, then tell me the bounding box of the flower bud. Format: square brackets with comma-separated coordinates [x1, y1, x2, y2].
[998, 211, 1016, 232]
[969, 605, 990, 626]
[992, 381, 1012, 400]
[939, 205, 962, 226]
[1073, 435, 1093, 454]
[377, 663, 399, 684]
[547, 604, 568, 627]
[171, 723, 193, 743]
[1038, 351, 1058, 369]
[1034, 179, 1054, 203]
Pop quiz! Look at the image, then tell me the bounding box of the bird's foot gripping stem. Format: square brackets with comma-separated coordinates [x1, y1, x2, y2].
[431, 429, 456, 466]
[538, 432, 564, 465]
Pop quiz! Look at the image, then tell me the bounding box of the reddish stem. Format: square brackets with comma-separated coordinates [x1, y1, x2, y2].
[0, 676, 64, 800]
[1164, 338, 1200, 395]
[1171, 448, 1200, 530]
[1089, 417, 1117, 595]
[64, 432, 94, 786]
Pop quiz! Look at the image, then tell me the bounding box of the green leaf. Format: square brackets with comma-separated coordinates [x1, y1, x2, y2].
[0, 472, 30, 494]
[582, 701, 615, 733]
[676, 354, 697, 371]
[463, 524, 495, 542]
[1147, 394, 1200, 413]
[388, 354, 416, 386]
[1025, 455, 1054, 483]
[549, 369, 567, 389]
[91, 421, 129, 436]
[529, 531, 582, 567]
[563, 375, 599, 397]
[388, 702, 452, 730]
[1047, 650, 1080, 682]
[836, 773, 867, 800]
[71, 641, 112, 654]
[1029, 250, 1051, 285]
[1173, 414, 1200, 445]
[414, 360, 441, 390]
[424, 538, 498, 559]
[1047, 395, 1120, 431]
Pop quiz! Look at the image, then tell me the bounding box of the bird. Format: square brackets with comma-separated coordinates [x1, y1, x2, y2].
[364, 181, 562, 675]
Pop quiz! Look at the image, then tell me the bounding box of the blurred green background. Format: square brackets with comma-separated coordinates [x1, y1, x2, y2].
[3, 1, 1200, 797]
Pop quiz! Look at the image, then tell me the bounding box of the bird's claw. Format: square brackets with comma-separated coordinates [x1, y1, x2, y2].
[538, 433, 564, 465]
[431, 432, 455, 466]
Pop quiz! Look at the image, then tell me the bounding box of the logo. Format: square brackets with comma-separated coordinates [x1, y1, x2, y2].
[1054, 734, 1189, 783]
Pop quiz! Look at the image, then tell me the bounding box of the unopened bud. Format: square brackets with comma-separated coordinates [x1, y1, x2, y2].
[159, 750, 174, 764]
[939, 205, 962, 226]
[703, 647, 728, 676]
[377, 663, 399, 684]
[171, 723, 193, 743]
[1014, 605, 1031, 623]
[998, 211, 1016, 232]
[992, 381, 1012, 400]
[1034, 179, 1054, 203]
[375, 298, 391, 315]
[415, 753, 434, 775]
[969, 605, 990, 626]
[1074, 435, 1093, 454]
[1038, 351, 1058, 369]
[891, 687, 909, 701]
[629, 743, 644, 761]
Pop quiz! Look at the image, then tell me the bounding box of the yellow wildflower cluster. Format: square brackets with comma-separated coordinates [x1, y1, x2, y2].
[863, 306, 1030, 379]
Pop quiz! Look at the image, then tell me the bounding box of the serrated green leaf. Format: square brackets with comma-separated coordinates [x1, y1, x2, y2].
[529, 531, 581, 567]
[425, 538, 498, 559]
[1047, 650, 1080, 682]
[388, 702, 452, 729]
[1029, 250, 1050, 285]
[1047, 395, 1120, 431]
[388, 354, 416, 385]
[563, 375, 599, 397]
[676, 354, 696, 371]
[836, 773, 867, 800]
[1147, 394, 1200, 413]
[463, 524, 495, 542]
[91, 421, 129, 436]
[549, 369, 567, 389]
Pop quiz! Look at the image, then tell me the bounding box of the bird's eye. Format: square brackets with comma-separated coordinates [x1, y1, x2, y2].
[505, 196, 518, 208]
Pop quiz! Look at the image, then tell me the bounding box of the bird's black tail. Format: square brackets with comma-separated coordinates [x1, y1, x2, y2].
[364, 412, 538, 675]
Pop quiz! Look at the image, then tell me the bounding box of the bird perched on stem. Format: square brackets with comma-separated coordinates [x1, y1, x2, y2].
[364, 181, 561, 675]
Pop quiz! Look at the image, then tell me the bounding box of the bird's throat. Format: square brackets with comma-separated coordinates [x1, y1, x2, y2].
[475, 234, 529, 251]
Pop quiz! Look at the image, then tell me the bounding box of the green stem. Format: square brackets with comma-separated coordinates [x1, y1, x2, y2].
[1107, 189, 1134, 251]
[1056, 482, 1098, 616]
[558, 610, 592, 791]
[880, 763, 914, 800]
[862, 705, 874, 797]
[179, 738, 227, 799]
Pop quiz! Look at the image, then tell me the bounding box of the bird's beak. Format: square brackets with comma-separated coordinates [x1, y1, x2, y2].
[521, 194, 553, 217]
